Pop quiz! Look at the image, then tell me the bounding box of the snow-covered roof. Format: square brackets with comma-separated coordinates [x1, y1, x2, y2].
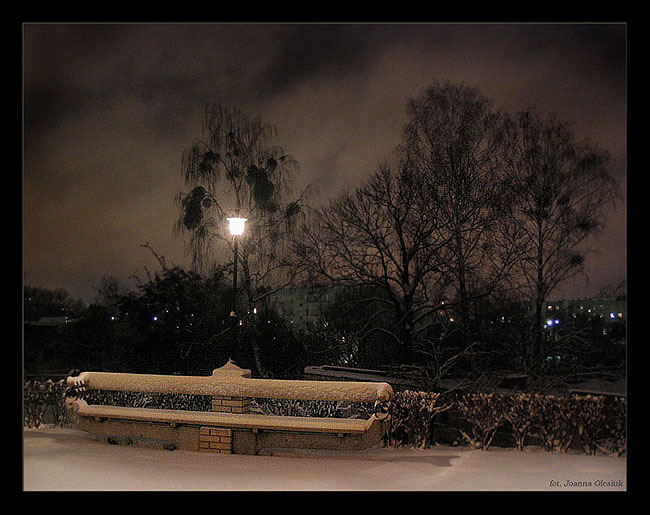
[31, 317, 70, 326]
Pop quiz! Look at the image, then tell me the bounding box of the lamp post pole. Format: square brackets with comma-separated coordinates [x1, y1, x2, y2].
[232, 233, 238, 318]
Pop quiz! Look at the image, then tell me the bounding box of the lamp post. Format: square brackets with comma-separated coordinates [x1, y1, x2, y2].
[227, 209, 247, 357]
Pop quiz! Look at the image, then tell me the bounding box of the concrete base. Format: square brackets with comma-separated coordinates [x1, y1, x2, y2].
[231, 419, 387, 455]
[68, 402, 388, 455]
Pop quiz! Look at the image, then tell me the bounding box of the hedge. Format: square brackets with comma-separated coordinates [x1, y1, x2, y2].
[386, 391, 626, 456]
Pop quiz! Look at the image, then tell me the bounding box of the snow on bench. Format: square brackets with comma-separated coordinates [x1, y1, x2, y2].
[67, 361, 393, 403]
[65, 360, 393, 455]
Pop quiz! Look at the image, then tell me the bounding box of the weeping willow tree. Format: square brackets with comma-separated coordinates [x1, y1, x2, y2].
[175, 104, 306, 374]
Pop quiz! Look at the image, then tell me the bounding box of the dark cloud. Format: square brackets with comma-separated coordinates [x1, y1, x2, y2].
[245, 24, 382, 96]
[22, 23, 626, 302]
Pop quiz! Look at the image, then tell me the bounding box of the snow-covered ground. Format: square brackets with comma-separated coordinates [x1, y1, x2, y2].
[23, 427, 626, 491]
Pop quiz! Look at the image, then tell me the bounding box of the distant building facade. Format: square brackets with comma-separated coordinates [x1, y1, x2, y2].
[263, 284, 626, 330]
[543, 297, 626, 324]
[263, 285, 346, 328]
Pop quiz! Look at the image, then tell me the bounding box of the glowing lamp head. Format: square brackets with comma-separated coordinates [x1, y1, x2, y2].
[227, 215, 247, 236]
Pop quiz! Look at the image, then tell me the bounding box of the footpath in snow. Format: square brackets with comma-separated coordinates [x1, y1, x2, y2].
[23, 427, 626, 491]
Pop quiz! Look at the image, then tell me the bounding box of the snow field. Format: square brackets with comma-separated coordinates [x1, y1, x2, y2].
[23, 427, 626, 491]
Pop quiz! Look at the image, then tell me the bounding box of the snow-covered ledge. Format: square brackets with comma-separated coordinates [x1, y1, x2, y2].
[66, 359, 394, 403]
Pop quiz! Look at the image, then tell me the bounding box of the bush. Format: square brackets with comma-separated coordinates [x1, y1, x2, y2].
[573, 395, 627, 456]
[502, 393, 534, 451]
[526, 394, 575, 452]
[600, 395, 627, 456]
[524, 394, 626, 455]
[387, 391, 453, 448]
[24, 379, 69, 428]
[455, 393, 507, 450]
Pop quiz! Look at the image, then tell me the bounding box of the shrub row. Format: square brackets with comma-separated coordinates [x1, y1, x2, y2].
[387, 391, 626, 456]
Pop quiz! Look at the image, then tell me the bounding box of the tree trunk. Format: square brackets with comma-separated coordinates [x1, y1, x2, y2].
[250, 337, 268, 378]
[531, 229, 546, 379]
[240, 257, 269, 377]
[398, 297, 415, 364]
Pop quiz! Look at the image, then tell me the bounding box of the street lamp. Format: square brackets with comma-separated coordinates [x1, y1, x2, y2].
[227, 209, 247, 343]
[227, 213, 247, 237]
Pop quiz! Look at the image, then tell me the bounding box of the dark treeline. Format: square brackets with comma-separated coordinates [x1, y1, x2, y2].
[24, 269, 305, 379]
[23, 272, 624, 389]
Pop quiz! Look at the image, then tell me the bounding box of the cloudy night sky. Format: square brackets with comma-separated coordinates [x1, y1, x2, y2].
[23, 23, 626, 303]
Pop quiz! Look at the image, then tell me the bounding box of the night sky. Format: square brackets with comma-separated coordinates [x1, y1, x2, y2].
[23, 23, 626, 303]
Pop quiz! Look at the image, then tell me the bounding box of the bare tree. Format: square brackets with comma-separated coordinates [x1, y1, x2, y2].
[294, 82, 522, 368]
[294, 163, 453, 363]
[499, 109, 620, 377]
[400, 82, 522, 345]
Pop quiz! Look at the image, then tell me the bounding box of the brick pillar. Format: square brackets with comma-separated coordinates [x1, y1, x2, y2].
[211, 395, 251, 414]
[199, 427, 232, 454]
